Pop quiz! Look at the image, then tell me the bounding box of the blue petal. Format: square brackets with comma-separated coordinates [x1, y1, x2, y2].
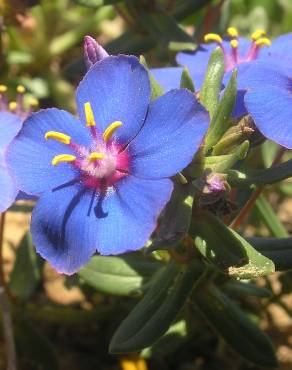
[31, 184, 97, 275]
[0, 112, 23, 149]
[261, 33, 292, 58]
[96, 176, 173, 255]
[76, 55, 150, 145]
[245, 85, 292, 148]
[7, 108, 90, 195]
[127, 89, 209, 179]
[31, 176, 173, 274]
[150, 67, 183, 91]
[0, 164, 18, 212]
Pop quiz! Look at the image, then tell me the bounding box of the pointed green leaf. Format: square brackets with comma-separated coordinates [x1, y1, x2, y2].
[222, 280, 272, 298]
[180, 67, 195, 92]
[205, 69, 237, 150]
[254, 194, 288, 238]
[190, 211, 275, 278]
[227, 159, 292, 188]
[79, 254, 164, 296]
[149, 183, 195, 251]
[169, 41, 197, 52]
[248, 237, 292, 271]
[199, 47, 224, 118]
[109, 260, 205, 353]
[192, 283, 277, 367]
[9, 232, 43, 301]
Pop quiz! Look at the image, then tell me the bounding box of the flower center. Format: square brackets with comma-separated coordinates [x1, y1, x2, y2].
[45, 102, 129, 192]
[203, 28, 271, 71]
[0, 84, 38, 119]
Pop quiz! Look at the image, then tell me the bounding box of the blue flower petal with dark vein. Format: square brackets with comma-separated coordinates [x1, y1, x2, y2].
[7, 55, 210, 274]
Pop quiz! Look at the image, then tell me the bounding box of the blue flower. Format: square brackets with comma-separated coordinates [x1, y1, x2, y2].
[7, 56, 209, 275]
[151, 29, 292, 117]
[0, 85, 36, 212]
[242, 61, 292, 148]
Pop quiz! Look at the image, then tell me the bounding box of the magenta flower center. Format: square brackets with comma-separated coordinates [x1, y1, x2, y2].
[203, 28, 271, 72]
[45, 102, 130, 192]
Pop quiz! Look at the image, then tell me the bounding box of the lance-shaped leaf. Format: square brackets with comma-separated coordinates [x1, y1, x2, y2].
[254, 194, 288, 238]
[73, 0, 122, 7]
[192, 282, 278, 367]
[247, 237, 292, 271]
[205, 70, 237, 150]
[190, 211, 275, 278]
[222, 280, 272, 298]
[227, 159, 292, 188]
[79, 254, 164, 296]
[199, 47, 224, 118]
[9, 232, 43, 301]
[149, 183, 196, 251]
[109, 260, 205, 353]
[169, 41, 197, 52]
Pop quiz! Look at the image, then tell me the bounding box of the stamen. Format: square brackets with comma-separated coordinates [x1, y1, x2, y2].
[230, 39, 239, 64]
[84, 101, 96, 127]
[255, 37, 271, 47]
[230, 39, 238, 49]
[88, 152, 105, 162]
[103, 121, 122, 142]
[45, 131, 71, 145]
[0, 84, 7, 93]
[29, 98, 39, 108]
[227, 27, 238, 38]
[251, 29, 266, 41]
[9, 101, 17, 112]
[52, 154, 76, 166]
[16, 85, 26, 94]
[204, 33, 223, 44]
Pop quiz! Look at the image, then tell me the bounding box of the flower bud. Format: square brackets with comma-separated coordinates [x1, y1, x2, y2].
[84, 36, 109, 70]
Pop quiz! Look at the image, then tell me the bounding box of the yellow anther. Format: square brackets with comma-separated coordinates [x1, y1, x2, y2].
[29, 98, 39, 108]
[88, 152, 105, 162]
[103, 121, 123, 142]
[204, 33, 223, 44]
[16, 85, 26, 94]
[84, 101, 96, 127]
[230, 39, 239, 49]
[52, 154, 76, 166]
[9, 101, 17, 111]
[251, 29, 266, 41]
[0, 84, 7, 93]
[45, 131, 71, 145]
[255, 37, 271, 47]
[227, 27, 238, 38]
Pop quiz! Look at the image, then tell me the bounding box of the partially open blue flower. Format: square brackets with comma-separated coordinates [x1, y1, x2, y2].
[7, 56, 209, 275]
[151, 30, 292, 117]
[0, 85, 37, 212]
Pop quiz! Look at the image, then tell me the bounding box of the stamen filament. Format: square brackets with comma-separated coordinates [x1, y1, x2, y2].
[103, 121, 122, 142]
[45, 131, 71, 145]
[230, 39, 239, 63]
[204, 33, 223, 44]
[255, 37, 271, 47]
[88, 152, 105, 162]
[251, 29, 266, 41]
[52, 154, 76, 166]
[84, 102, 96, 127]
[227, 27, 238, 38]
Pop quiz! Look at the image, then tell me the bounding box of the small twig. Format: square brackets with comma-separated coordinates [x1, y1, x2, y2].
[0, 212, 17, 370]
[230, 146, 287, 229]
